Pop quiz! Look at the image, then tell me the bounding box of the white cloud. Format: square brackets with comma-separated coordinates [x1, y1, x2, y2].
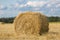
[14, 3, 27, 8]
[0, 5, 5, 9]
[19, 4, 27, 7]
[14, 0, 60, 8]
[26, 1, 47, 7]
[34, 8, 40, 10]
[0, 10, 4, 14]
[56, 4, 60, 7]
[15, 3, 19, 7]
[32, 7, 40, 11]
[46, 0, 60, 8]
[46, 4, 52, 7]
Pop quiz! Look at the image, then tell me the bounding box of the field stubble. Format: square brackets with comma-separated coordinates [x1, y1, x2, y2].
[0, 22, 60, 40]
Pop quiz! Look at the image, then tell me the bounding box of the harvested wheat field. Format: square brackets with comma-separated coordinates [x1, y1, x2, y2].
[0, 22, 60, 40]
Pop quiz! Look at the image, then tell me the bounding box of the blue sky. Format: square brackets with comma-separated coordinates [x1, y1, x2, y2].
[0, 0, 60, 18]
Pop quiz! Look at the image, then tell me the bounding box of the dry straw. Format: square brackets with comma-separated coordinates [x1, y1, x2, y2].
[14, 12, 49, 35]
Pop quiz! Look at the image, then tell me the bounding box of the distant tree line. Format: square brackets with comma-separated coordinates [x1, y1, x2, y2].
[0, 17, 15, 23]
[0, 17, 60, 23]
[48, 17, 60, 22]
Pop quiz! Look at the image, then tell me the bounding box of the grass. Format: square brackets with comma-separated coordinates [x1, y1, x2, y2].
[0, 22, 60, 40]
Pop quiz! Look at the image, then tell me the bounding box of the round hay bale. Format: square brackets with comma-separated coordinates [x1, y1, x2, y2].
[14, 12, 49, 35]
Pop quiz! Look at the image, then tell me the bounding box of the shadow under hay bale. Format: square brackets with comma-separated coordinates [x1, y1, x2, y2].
[14, 12, 49, 36]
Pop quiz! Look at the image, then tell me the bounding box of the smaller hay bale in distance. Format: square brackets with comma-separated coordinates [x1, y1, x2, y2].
[14, 12, 49, 35]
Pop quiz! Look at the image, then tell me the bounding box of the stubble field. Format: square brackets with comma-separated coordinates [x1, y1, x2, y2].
[0, 22, 60, 40]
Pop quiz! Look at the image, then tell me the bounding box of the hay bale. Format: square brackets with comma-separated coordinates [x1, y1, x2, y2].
[14, 12, 49, 35]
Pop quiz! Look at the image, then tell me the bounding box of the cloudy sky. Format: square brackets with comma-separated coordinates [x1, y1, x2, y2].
[0, 0, 60, 18]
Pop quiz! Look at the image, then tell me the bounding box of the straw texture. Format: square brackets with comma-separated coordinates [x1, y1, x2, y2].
[14, 12, 49, 35]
